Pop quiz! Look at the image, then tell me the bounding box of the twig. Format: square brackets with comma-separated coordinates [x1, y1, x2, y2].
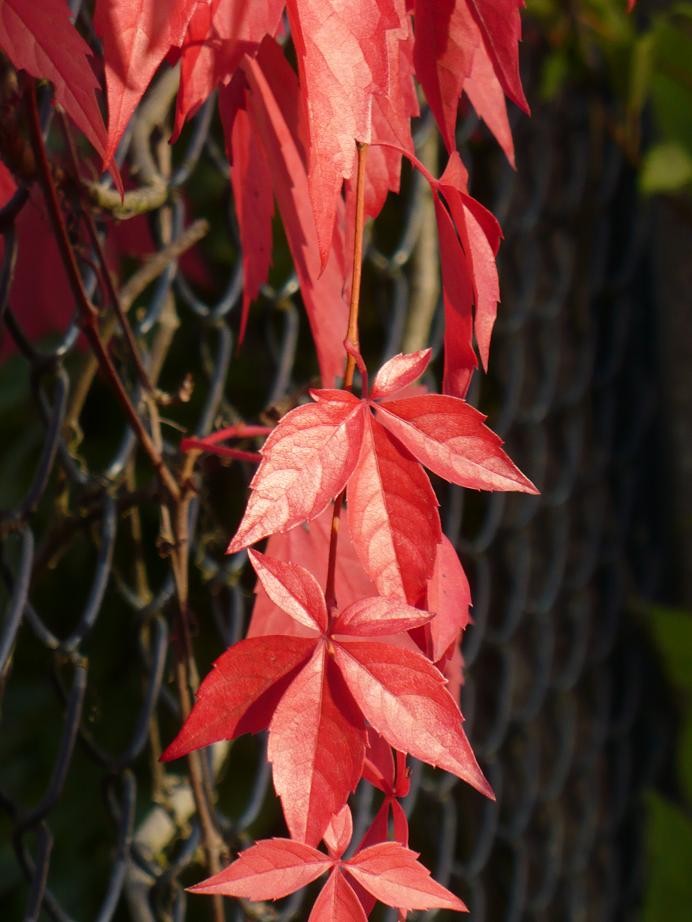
[25, 78, 181, 504]
[324, 142, 368, 614]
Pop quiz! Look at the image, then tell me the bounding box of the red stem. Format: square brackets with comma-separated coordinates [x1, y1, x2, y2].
[325, 142, 368, 613]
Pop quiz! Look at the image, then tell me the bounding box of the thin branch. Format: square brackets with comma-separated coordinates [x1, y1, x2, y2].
[325, 142, 368, 613]
[25, 78, 180, 504]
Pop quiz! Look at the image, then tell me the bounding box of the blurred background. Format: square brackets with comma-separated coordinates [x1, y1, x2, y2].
[0, 1, 690, 920]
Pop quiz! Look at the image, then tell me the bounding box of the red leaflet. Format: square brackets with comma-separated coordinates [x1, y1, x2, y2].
[226, 104, 274, 344]
[285, 0, 407, 263]
[160, 635, 314, 760]
[190, 806, 466, 916]
[227, 393, 366, 552]
[172, 0, 283, 140]
[250, 550, 328, 633]
[188, 838, 333, 899]
[332, 640, 492, 796]
[240, 39, 350, 384]
[346, 415, 441, 604]
[466, 0, 529, 114]
[412, 0, 476, 153]
[94, 0, 198, 164]
[268, 644, 365, 846]
[248, 508, 376, 638]
[333, 596, 433, 636]
[375, 393, 537, 493]
[0, 0, 108, 162]
[370, 349, 433, 400]
[464, 36, 515, 166]
[426, 535, 472, 663]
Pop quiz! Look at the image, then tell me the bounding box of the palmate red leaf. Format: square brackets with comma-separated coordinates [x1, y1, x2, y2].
[161, 636, 313, 760]
[94, 0, 199, 164]
[285, 0, 408, 263]
[375, 394, 538, 493]
[345, 842, 466, 912]
[226, 393, 366, 552]
[241, 39, 349, 385]
[172, 0, 283, 141]
[268, 646, 365, 845]
[346, 415, 441, 604]
[189, 839, 332, 899]
[249, 549, 327, 633]
[332, 640, 492, 797]
[466, 0, 529, 114]
[0, 0, 108, 162]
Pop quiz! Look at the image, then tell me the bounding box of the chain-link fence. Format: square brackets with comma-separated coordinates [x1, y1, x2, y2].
[0, 12, 673, 922]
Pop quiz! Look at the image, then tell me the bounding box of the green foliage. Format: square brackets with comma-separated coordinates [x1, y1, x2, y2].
[527, 0, 692, 196]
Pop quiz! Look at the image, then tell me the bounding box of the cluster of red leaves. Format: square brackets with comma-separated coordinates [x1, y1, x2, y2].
[0, 0, 636, 916]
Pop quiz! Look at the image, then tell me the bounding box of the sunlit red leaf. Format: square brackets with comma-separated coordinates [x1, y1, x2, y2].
[345, 842, 467, 911]
[375, 394, 538, 493]
[466, 0, 529, 114]
[332, 640, 493, 797]
[268, 646, 365, 846]
[370, 349, 432, 401]
[189, 839, 332, 899]
[347, 416, 441, 604]
[161, 636, 314, 760]
[309, 869, 368, 922]
[249, 550, 327, 634]
[94, 0, 199, 163]
[323, 804, 354, 858]
[227, 394, 366, 552]
[333, 596, 433, 637]
[0, 0, 108, 161]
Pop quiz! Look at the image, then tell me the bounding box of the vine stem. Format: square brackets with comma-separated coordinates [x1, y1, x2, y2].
[325, 141, 368, 613]
[24, 79, 180, 504]
[26, 79, 225, 920]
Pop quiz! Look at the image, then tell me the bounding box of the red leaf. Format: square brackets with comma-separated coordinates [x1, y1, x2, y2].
[0, 0, 108, 161]
[427, 535, 472, 662]
[160, 636, 314, 760]
[465, 0, 529, 114]
[346, 416, 441, 604]
[433, 195, 476, 397]
[226, 103, 274, 344]
[332, 640, 493, 797]
[94, 0, 198, 164]
[375, 394, 538, 493]
[227, 394, 366, 552]
[333, 596, 433, 637]
[249, 550, 327, 634]
[188, 839, 332, 900]
[248, 508, 376, 639]
[268, 646, 365, 846]
[344, 842, 466, 912]
[308, 869, 367, 922]
[172, 0, 283, 140]
[412, 0, 477, 152]
[323, 804, 354, 858]
[464, 38, 515, 166]
[285, 0, 406, 262]
[370, 349, 432, 401]
[242, 40, 349, 385]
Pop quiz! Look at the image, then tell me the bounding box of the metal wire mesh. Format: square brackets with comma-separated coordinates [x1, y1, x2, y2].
[0, 18, 671, 922]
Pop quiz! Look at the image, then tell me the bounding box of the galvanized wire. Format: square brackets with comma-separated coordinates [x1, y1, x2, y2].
[0, 25, 671, 922]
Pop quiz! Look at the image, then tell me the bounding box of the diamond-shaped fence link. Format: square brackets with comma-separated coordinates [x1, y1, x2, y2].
[0, 19, 672, 922]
